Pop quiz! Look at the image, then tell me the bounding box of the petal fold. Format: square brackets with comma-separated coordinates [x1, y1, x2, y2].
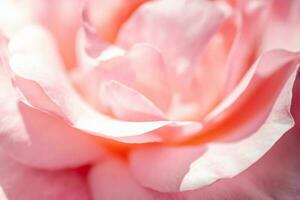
[180, 51, 300, 190]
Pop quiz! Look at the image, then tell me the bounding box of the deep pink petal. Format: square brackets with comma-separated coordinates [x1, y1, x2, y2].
[0, 150, 91, 200]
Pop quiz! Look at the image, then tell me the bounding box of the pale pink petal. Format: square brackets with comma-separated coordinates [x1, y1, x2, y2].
[129, 146, 204, 192]
[9, 25, 201, 143]
[75, 43, 171, 113]
[117, 0, 230, 74]
[182, 128, 300, 199]
[27, 0, 82, 69]
[0, 150, 91, 200]
[174, 17, 237, 120]
[223, 0, 268, 93]
[117, 0, 231, 120]
[0, 0, 85, 69]
[0, 33, 104, 169]
[88, 157, 169, 200]
[180, 51, 299, 190]
[261, 0, 300, 52]
[100, 80, 166, 121]
[0, 1, 37, 37]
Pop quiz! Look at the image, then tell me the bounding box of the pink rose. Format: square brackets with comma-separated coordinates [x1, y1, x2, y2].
[0, 0, 299, 199]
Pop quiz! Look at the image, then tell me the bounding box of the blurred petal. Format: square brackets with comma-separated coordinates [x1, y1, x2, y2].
[292, 72, 300, 130]
[0, 150, 91, 200]
[0, 0, 36, 37]
[1, 0, 82, 69]
[28, 0, 82, 69]
[88, 156, 168, 200]
[261, 0, 300, 52]
[180, 51, 300, 190]
[129, 146, 204, 192]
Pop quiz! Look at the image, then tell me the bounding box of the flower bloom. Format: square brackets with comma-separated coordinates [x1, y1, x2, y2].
[0, 0, 300, 199]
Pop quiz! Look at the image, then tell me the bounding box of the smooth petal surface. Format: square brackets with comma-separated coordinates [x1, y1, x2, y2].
[117, 0, 230, 73]
[0, 150, 91, 200]
[27, 0, 82, 69]
[0, 0, 36, 37]
[100, 80, 166, 121]
[0, 32, 104, 169]
[261, 0, 300, 52]
[223, 0, 268, 93]
[129, 146, 204, 192]
[75, 44, 171, 113]
[88, 157, 168, 200]
[180, 51, 300, 190]
[201, 50, 300, 142]
[117, 0, 231, 120]
[9, 25, 201, 143]
[87, 0, 149, 42]
[182, 128, 300, 199]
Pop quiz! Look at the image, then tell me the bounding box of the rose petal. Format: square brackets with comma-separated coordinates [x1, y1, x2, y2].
[88, 157, 168, 200]
[261, 0, 300, 52]
[100, 80, 166, 121]
[201, 50, 300, 142]
[117, 0, 230, 74]
[9, 25, 201, 143]
[117, 0, 231, 120]
[0, 150, 91, 200]
[0, 187, 7, 200]
[292, 72, 300, 130]
[87, 0, 149, 42]
[129, 146, 204, 192]
[75, 43, 171, 113]
[0, 0, 36, 37]
[182, 128, 300, 199]
[223, 0, 268, 93]
[0, 34, 104, 169]
[180, 51, 299, 190]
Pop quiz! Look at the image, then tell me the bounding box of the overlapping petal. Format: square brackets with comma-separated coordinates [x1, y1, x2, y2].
[9, 25, 202, 144]
[180, 51, 300, 191]
[0, 32, 104, 169]
[127, 50, 300, 192]
[0, 150, 91, 200]
[88, 157, 169, 200]
[182, 128, 300, 199]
